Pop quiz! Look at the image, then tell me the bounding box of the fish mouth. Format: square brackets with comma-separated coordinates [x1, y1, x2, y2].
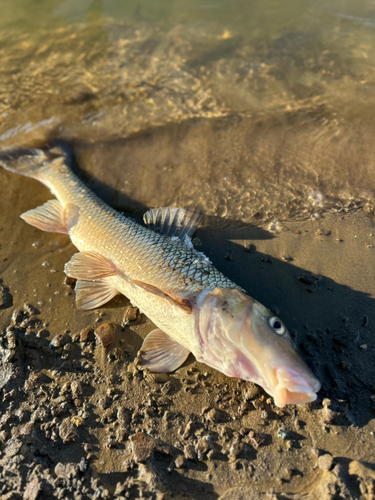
[272, 366, 321, 408]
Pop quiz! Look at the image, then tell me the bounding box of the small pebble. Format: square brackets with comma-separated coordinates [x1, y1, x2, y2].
[64, 276, 77, 288]
[175, 456, 187, 469]
[80, 328, 94, 342]
[94, 323, 117, 347]
[184, 444, 197, 461]
[59, 418, 78, 443]
[129, 432, 156, 462]
[123, 306, 139, 325]
[318, 453, 333, 471]
[277, 428, 290, 440]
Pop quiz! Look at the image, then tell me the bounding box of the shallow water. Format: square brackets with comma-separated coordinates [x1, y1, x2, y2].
[1, 1, 375, 499]
[1, 0, 375, 221]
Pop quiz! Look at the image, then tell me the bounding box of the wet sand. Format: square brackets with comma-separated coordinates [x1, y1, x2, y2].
[0, 145, 374, 499]
[0, 4, 375, 499]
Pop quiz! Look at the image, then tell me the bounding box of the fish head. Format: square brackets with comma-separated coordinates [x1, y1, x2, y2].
[197, 288, 321, 407]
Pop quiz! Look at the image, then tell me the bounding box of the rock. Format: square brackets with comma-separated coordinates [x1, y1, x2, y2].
[321, 399, 347, 425]
[184, 444, 197, 461]
[71, 381, 82, 399]
[64, 276, 77, 288]
[129, 433, 156, 462]
[80, 328, 94, 342]
[229, 441, 244, 461]
[281, 255, 293, 262]
[54, 462, 78, 479]
[0, 362, 13, 390]
[23, 477, 41, 500]
[175, 456, 187, 469]
[277, 428, 290, 440]
[243, 385, 260, 401]
[195, 437, 211, 459]
[94, 323, 117, 347]
[4, 438, 23, 457]
[318, 453, 333, 471]
[116, 427, 128, 443]
[78, 457, 89, 473]
[161, 381, 172, 395]
[207, 408, 228, 423]
[123, 305, 139, 325]
[298, 273, 320, 288]
[248, 430, 265, 450]
[71, 416, 83, 427]
[0, 430, 9, 443]
[59, 418, 78, 443]
[349, 460, 375, 500]
[349, 460, 375, 479]
[49, 334, 69, 348]
[99, 396, 112, 409]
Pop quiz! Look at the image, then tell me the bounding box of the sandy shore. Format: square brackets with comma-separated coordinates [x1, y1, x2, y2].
[0, 144, 374, 499]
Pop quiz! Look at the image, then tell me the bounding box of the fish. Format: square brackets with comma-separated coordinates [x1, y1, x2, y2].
[0, 145, 321, 407]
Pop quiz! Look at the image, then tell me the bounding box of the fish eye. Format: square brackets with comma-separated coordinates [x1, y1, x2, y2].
[269, 316, 285, 335]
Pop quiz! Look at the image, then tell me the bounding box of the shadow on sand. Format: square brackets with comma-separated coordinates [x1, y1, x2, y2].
[51, 138, 375, 429]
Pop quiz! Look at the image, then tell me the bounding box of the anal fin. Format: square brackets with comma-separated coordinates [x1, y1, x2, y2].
[75, 279, 119, 310]
[21, 200, 68, 234]
[136, 329, 190, 372]
[65, 251, 117, 280]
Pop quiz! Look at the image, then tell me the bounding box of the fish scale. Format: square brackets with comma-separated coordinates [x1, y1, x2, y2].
[0, 145, 321, 407]
[33, 155, 239, 293]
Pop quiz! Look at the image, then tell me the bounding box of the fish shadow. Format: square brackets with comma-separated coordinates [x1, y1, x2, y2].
[46, 140, 375, 427]
[197, 225, 375, 427]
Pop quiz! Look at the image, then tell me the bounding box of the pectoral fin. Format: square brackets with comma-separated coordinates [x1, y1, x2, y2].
[136, 329, 190, 372]
[132, 280, 192, 313]
[75, 279, 119, 310]
[21, 200, 68, 234]
[65, 251, 117, 280]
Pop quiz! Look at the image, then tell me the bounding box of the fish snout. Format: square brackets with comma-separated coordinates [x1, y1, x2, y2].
[272, 366, 321, 408]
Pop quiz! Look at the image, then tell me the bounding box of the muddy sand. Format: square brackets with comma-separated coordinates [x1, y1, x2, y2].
[0, 132, 374, 500]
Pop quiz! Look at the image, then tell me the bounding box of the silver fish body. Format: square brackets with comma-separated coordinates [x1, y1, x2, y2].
[0, 146, 321, 407]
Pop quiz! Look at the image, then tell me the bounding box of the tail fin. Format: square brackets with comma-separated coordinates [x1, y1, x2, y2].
[0, 147, 61, 179]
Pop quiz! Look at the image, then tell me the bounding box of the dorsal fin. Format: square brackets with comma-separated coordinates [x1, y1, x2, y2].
[143, 207, 202, 240]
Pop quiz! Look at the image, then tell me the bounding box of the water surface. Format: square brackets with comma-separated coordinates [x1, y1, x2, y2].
[1, 0, 375, 222]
